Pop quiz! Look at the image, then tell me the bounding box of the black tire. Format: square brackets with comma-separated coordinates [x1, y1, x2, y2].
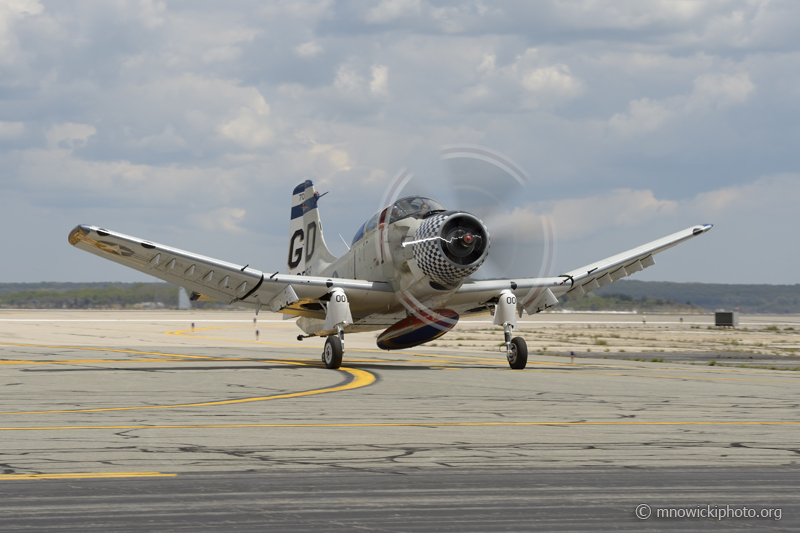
[323, 336, 343, 369]
[507, 337, 528, 370]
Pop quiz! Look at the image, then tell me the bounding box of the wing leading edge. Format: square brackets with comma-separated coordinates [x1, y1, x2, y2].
[449, 224, 713, 312]
[68, 224, 392, 317]
[69, 222, 711, 320]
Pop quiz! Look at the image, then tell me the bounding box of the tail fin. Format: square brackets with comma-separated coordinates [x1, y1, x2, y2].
[287, 180, 338, 275]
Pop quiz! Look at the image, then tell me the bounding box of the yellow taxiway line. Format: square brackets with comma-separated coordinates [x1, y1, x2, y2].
[0, 341, 236, 361]
[0, 342, 376, 416]
[167, 325, 504, 360]
[169, 326, 800, 378]
[0, 365, 374, 415]
[0, 472, 176, 480]
[3, 339, 798, 386]
[1, 328, 797, 419]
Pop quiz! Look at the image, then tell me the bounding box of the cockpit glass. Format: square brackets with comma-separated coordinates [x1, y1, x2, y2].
[389, 197, 446, 224]
[351, 196, 446, 245]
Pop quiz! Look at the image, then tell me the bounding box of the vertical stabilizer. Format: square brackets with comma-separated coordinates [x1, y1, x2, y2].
[287, 180, 338, 275]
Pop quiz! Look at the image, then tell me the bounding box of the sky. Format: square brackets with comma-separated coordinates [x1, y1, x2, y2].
[1, 0, 798, 284]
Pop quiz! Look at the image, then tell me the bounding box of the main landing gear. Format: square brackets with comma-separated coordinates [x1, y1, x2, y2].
[495, 289, 527, 370]
[320, 288, 352, 370]
[322, 326, 344, 369]
[504, 324, 528, 370]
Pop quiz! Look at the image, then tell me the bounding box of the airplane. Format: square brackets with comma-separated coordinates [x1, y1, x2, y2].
[69, 179, 712, 370]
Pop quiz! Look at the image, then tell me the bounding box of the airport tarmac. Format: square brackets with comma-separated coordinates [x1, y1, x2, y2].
[1, 310, 799, 531]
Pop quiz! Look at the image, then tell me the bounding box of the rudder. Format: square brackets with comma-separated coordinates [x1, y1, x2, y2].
[287, 180, 337, 275]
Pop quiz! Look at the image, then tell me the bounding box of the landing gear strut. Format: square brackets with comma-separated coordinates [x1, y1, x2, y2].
[320, 288, 351, 369]
[495, 289, 527, 369]
[322, 326, 344, 369]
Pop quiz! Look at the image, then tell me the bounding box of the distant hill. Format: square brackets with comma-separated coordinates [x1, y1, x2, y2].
[0, 282, 152, 295]
[2, 280, 799, 313]
[591, 280, 800, 314]
[0, 282, 225, 309]
[0, 282, 179, 309]
[559, 291, 704, 313]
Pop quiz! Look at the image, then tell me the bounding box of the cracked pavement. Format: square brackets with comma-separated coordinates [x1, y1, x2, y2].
[1, 310, 800, 530]
[0, 310, 799, 474]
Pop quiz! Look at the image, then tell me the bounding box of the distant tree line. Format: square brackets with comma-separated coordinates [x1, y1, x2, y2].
[0, 283, 180, 309]
[2, 280, 799, 313]
[0, 282, 227, 309]
[591, 280, 800, 314]
[560, 292, 704, 313]
[0, 282, 139, 296]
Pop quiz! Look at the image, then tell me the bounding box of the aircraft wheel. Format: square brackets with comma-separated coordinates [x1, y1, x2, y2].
[507, 337, 528, 370]
[323, 335, 343, 369]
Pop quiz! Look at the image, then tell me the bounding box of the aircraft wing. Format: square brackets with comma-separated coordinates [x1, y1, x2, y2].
[68, 224, 392, 316]
[449, 224, 713, 313]
[557, 224, 713, 295]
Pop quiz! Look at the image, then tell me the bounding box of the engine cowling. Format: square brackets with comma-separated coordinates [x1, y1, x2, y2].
[412, 212, 490, 286]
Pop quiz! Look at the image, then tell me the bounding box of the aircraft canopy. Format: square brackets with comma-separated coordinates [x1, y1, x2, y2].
[351, 196, 446, 245]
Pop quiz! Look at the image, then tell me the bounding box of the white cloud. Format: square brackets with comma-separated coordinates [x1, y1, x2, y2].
[6, 143, 261, 217]
[110, 74, 278, 152]
[499, 189, 679, 243]
[519, 63, 583, 109]
[1, 1, 798, 283]
[219, 110, 274, 149]
[690, 72, 754, 109]
[334, 64, 365, 94]
[488, 175, 796, 248]
[690, 173, 800, 214]
[309, 143, 353, 173]
[0, 0, 43, 65]
[0, 121, 25, 139]
[608, 71, 755, 134]
[546, 0, 748, 33]
[364, 0, 422, 24]
[0, 0, 44, 43]
[45, 123, 96, 149]
[134, 124, 188, 152]
[274, 0, 335, 20]
[456, 48, 583, 110]
[477, 175, 800, 283]
[370, 64, 389, 96]
[190, 207, 247, 234]
[316, 62, 393, 106]
[477, 53, 495, 73]
[135, 0, 166, 30]
[202, 45, 243, 64]
[295, 41, 323, 57]
[0, 0, 42, 15]
[608, 98, 673, 135]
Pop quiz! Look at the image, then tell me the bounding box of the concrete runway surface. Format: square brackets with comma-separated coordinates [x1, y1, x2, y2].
[1, 310, 799, 531]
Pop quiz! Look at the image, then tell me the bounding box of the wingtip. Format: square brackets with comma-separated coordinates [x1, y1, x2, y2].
[692, 224, 714, 236]
[68, 224, 90, 245]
